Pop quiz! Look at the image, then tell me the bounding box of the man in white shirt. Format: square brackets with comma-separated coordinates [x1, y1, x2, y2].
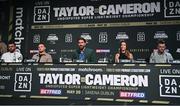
[1, 41, 23, 62]
[149, 40, 173, 63]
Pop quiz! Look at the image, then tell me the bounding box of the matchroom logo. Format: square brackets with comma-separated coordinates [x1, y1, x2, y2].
[164, 0, 180, 18]
[34, 6, 50, 23]
[14, 73, 32, 92]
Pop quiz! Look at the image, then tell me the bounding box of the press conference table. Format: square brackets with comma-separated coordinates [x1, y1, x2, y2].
[0, 63, 180, 105]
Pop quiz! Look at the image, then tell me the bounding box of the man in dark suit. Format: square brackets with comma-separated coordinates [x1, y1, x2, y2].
[72, 37, 96, 63]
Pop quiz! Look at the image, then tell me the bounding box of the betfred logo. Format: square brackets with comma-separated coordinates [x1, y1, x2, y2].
[40, 89, 62, 95]
[119, 91, 145, 98]
[96, 49, 110, 53]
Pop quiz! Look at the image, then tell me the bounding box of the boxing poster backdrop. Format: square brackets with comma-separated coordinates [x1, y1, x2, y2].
[0, 63, 180, 105]
[10, 0, 180, 62]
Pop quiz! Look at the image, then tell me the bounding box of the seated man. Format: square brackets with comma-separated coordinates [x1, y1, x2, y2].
[72, 37, 96, 63]
[1, 41, 23, 62]
[149, 40, 173, 63]
[32, 43, 52, 63]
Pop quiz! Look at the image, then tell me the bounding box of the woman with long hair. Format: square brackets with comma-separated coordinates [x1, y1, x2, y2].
[115, 40, 133, 63]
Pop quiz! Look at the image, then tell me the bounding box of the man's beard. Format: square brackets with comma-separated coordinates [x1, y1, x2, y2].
[9, 49, 15, 53]
[39, 51, 44, 54]
[158, 50, 164, 54]
[79, 46, 84, 50]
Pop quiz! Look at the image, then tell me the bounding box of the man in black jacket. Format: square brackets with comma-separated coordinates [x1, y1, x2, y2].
[72, 37, 96, 63]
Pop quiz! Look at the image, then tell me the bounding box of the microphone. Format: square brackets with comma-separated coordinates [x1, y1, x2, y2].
[13, 52, 16, 62]
[38, 54, 42, 63]
[165, 53, 169, 63]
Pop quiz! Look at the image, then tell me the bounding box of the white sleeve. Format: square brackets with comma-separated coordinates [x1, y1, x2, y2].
[16, 52, 23, 62]
[149, 53, 155, 63]
[1, 54, 5, 60]
[167, 53, 174, 62]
